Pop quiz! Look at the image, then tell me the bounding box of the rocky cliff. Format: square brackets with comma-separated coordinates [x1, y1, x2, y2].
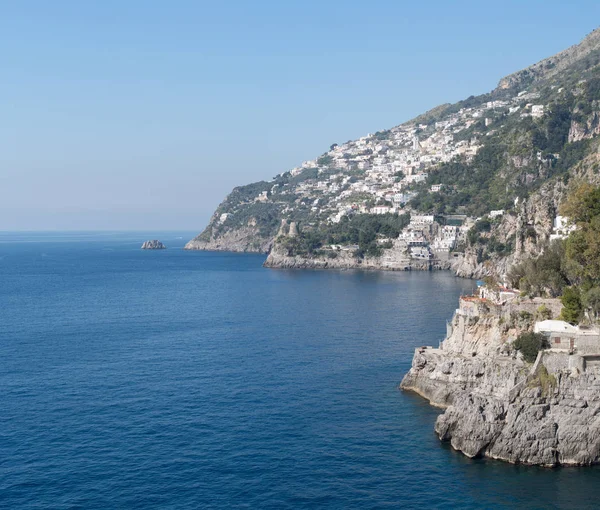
[454, 180, 566, 279]
[185, 182, 283, 253]
[461, 135, 600, 280]
[264, 218, 452, 271]
[185, 225, 272, 253]
[497, 28, 600, 91]
[264, 239, 449, 271]
[401, 295, 600, 466]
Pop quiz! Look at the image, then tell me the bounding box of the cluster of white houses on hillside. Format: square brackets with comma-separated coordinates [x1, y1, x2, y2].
[268, 87, 553, 233]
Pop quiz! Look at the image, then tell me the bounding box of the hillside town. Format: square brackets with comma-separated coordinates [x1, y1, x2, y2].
[278, 88, 547, 218]
[241, 87, 571, 263]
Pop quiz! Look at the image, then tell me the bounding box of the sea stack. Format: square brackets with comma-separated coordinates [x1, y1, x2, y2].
[141, 240, 166, 250]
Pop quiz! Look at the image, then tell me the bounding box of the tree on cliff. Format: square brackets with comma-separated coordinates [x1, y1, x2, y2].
[507, 240, 568, 298]
[513, 332, 549, 363]
[560, 287, 583, 325]
[582, 287, 600, 322]
[561, 183, 600, 287]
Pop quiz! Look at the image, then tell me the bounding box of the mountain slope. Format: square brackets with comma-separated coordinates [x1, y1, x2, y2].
[186, 28, 600, 276]
[497, 28, 600, 91]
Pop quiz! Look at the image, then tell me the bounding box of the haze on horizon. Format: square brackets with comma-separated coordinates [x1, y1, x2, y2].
[2, 0, 599, 231]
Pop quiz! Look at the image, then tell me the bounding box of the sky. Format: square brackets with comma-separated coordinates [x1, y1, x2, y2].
[1, 1, 599, 231]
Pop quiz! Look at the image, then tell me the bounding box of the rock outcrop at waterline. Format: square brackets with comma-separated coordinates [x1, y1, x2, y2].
[184, 225, 272, 253]
[141, 240, 167, 250]
[401, 296, 600, 466]
[264, 237, 451, 271]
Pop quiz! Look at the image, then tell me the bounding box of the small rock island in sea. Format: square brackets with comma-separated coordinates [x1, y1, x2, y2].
[141, 240, 166, 250]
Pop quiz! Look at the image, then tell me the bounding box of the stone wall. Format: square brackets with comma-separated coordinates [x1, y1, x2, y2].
[576, 335, 600, 354]
[537, 351, 571, 374]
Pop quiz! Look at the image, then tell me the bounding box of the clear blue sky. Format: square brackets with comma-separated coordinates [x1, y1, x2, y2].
[1, 1, 599, 231]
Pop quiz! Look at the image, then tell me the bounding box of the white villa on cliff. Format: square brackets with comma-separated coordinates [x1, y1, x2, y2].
[534, 320, 600, 354]
[479, 285, 520, 305]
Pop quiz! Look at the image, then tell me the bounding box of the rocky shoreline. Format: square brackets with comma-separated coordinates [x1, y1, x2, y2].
[183, 223, 504, 276]
[263, 242, 451, 271]
[183, 239, 488, 275]
[401, 295, 600, 467]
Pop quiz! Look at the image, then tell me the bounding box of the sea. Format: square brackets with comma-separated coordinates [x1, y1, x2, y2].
[2, 231, 600, 509]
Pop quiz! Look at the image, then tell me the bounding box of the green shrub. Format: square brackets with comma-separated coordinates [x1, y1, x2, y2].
[528, 365, 557, 396]
[538, 365, 557, 396]
[536, 304, 553, 321]
[281, 213, 410, 259]
[513, 332, 549, 363]
[317, 155, 333, 166]
[508, 241, 568, 297]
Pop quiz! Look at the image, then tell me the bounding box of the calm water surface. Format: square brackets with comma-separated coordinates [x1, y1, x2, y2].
[2, 232, 600, 509]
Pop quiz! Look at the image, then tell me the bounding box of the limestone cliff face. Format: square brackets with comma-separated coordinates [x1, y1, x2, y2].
[401, 296, 600, 466]
[435, 369, 600, 466]
[450, 252, 513, 280]
[264, 237, 450, 271]
[459, 137, 600, 280]
[185, 225, 272, 253]
[401, 300, 541, 405]
[569, 108, 600, 142]
[455, 179, 567, 279]
[513, 181, 565, 259]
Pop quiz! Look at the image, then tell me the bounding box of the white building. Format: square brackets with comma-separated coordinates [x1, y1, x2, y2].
[256, 191, 269, 202]
[535, 320, 577, 336]
[479, 285, 519, 305]
[371, 205, 392, 215]
[534, 320, 600, 352]
[531, 105, 545, 118]
[410, 246, 433, 260]
[411, 215, 435, 224]
[550, 216, 576, 241]
[405, 174, 427, 184]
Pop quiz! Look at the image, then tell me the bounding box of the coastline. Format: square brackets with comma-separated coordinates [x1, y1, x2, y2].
[400, 295, 600, 467]
[183, 232, 500, 278]
[263, 248, 452, 272]
[185, 243, 600, 467]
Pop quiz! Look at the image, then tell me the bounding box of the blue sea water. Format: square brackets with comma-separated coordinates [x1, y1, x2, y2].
[2, 232, 600, 509]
